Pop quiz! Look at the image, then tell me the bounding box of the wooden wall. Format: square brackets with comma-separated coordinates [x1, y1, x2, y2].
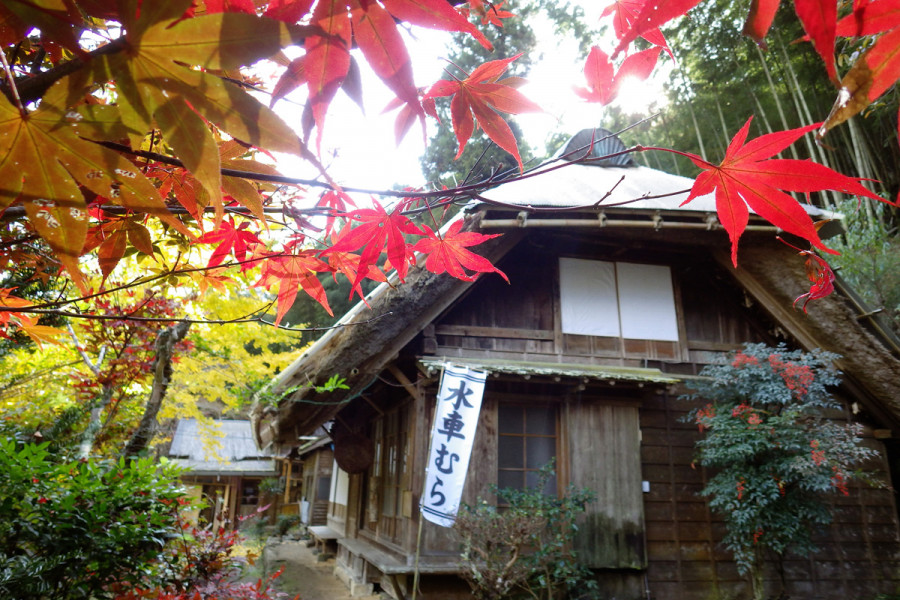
[640, 389, 900, 600]
[431, 241, 769, 370]
[566, 400, 646, 569]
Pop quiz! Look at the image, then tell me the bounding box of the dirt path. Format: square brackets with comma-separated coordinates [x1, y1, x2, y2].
[263, 538, 380, 600]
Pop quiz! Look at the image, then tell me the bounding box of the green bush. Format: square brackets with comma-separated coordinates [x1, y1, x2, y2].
[455, 462, 598, 600]
[0, 439, 186, 599]
[683, 344, 877, 599]
[275, 514, 301, 537]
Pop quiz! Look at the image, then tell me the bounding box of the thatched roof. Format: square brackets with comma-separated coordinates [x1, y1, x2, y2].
[251, 157, 900, 448]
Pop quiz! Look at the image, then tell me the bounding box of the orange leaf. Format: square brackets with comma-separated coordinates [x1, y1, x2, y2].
[97, 227, 128, 281]
[423, 55, 541, 171]
[271, 55, 307, 107]
[21, 324, 66, 348]
[822, 26, 900, 132]
[254, 252, 333, 326]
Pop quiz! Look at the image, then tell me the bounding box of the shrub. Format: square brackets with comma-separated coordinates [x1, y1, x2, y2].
[683, 344, 878, 599]
[113, 507, 295, 600]
[0, 439, 185, 599]
[455, 462, 598, 600]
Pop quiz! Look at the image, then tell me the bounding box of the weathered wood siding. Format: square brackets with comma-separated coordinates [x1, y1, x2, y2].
[432, 242, 767, 369]
[640, 389, 900, 599]
[566, 400, 646, 568]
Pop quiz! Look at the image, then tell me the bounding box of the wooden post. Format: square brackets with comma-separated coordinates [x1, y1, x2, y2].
[283, 458, 292, 506]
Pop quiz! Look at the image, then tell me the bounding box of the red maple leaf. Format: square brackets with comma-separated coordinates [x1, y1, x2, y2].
[423, 54, 541, 171]
[324, 200, 423, 294]
[679, 117, 886, 266]
[195, 218, 265, 269]
[742, 0, 781, 48]
[833, 0, 900, 37]
[744, 0, 837, 82]
[574, 45, 661, 105]
[350, 0, 423, 129]
[613, 0, 702, 56]
[411, 220, 508, 282]
[326, 249, 388, 301]
[381, 0, 493, 51]
[304, 0, 352, 150]
[264, 0, 316, 23]
[794, 0, 838, 84]
[780, 238, 837, 312]
[316, 189, 356, 238]
[254, 251, 333, 326]
[465, 0, 515, 27]
[601, 0, 673, 58]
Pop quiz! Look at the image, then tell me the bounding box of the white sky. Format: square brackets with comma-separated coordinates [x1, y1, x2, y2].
[270, 1, 668, 196]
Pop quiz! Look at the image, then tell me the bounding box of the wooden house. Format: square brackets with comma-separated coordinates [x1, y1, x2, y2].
[252, 133, 900, 599]
[296, 431, 335, 527]
[169, 418, 280, 529]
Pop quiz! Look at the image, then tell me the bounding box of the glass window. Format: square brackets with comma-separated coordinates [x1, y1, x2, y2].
[497, 404, 558, 498]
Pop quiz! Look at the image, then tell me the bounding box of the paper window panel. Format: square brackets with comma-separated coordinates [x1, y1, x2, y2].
[559, 257, 620, 336]
[616, 262, 679, 341]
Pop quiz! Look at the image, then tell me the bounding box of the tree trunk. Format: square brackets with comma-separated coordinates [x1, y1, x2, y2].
[122, 320, 191, 458]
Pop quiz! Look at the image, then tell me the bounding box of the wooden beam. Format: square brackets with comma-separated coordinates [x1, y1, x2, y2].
[387, 363, 424, 403]
[434, 324, 554, 340]
[716, 244, 900, 429]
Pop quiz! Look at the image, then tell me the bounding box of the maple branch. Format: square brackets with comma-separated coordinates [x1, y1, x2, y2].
[0, 38, 127, 106]
[5, 306, 396, 332]
[0, 204, 335, 221]
[10, 254, 275, 312]
[0, 49, 26, 117]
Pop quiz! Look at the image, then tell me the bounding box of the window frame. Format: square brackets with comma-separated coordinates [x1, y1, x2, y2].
[496, 402, 561, 501]
[558, 257, 680, 343]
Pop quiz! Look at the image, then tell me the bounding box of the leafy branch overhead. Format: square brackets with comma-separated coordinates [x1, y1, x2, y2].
[0, 0, 897, 338]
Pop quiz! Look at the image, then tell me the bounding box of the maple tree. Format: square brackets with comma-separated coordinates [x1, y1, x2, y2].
[0, 0, 896, 346]
[0, 291, 306, 456]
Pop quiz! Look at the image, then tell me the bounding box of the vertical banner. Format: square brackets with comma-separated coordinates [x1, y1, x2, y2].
[421, 364, 487, 527]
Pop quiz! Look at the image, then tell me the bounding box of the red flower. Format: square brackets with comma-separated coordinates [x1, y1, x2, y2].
[37, 497, 48, 504]
[831, 467, 849, 496]
[732, 403, 752, 418]
[731, 352, 759, 368]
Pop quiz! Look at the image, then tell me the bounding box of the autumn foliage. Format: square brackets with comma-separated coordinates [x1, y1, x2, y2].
[0, 0, 896, 340]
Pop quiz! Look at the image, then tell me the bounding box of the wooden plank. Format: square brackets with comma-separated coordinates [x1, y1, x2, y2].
[434, 324, 554, 340]
[338, 537, 462, 576]
[567, 402, 646, 568]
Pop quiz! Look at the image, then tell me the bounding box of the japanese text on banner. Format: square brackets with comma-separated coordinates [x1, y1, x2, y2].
[421, 365, 487, 527]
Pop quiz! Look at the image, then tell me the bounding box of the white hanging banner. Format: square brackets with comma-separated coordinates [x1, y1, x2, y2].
[421, 364, 487, 527]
